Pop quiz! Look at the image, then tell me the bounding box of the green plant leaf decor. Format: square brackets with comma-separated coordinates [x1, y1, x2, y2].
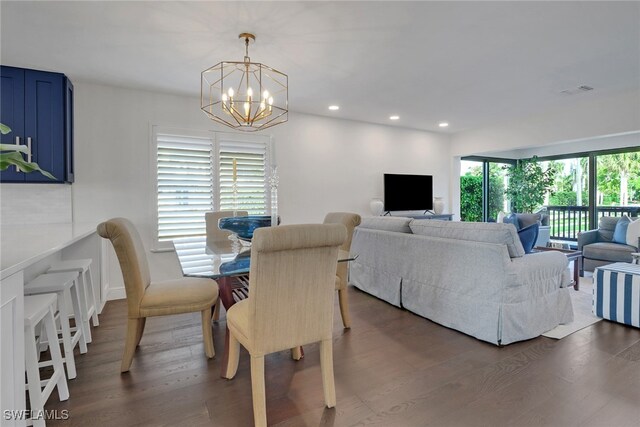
[505, 156, 555, 213]
[0, 123, 56, 180]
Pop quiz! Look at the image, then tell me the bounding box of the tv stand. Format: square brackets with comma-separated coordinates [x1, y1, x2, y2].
[385, 212, 453, 221]
[407, 213, 453, 221]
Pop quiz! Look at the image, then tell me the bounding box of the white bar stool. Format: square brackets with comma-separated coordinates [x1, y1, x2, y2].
[24, 294, 70, 427]
[48, 259, 100, 343]
[24, 272, 88, 380]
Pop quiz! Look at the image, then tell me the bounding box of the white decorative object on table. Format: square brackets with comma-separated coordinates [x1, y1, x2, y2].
[270, 165, 279, 227]
[433, 197, 445, 215]
[369, 199, 384, 216]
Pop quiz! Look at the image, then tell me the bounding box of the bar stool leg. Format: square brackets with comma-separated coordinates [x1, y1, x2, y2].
[25, 323, 46, 427]
[58, 289, 78, 379]
[85, 267, 100, 326]
[43, 305, 69, 401]
[74, 270, 93, 344]
[69, 281, 88, 354]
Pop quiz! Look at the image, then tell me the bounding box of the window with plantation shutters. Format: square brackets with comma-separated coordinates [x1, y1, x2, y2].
[153, 127, 272, 247]
[218, 139, 268, 214]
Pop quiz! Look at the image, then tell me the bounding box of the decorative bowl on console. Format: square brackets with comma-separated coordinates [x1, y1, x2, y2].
[218, 215, 280, 241]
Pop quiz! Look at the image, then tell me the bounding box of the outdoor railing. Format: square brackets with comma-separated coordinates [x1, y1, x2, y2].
[545, 205, 640, 241]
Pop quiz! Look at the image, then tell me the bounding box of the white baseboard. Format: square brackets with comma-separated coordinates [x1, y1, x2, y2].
[107, 286, 126, 301]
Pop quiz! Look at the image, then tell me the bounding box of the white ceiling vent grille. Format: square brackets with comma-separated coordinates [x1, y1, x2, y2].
[560, 85, 594, 95]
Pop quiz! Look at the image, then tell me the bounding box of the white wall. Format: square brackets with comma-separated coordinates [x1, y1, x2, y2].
[65, 82, 450, 296]
[1, 184, 72, 225]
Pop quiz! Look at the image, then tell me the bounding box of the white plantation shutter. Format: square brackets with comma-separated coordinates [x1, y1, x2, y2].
[154, 128, 271, 246]
[156, 132, 214, 242]
[218, 139, 268, 214]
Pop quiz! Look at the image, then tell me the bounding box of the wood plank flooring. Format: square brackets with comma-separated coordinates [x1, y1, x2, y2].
[44, 281, 640, 426]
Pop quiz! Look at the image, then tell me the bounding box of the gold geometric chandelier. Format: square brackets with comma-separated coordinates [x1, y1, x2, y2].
[201, 33, 288, 132]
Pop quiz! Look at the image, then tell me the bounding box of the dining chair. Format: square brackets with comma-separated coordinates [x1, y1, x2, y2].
[223, 224, 346, 427]
[323, 212, 361, 328]
[97, 218, 219, 372]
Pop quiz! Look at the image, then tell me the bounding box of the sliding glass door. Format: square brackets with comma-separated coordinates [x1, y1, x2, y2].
[596, 151, 640, 218]
[541, 157, 589, 241]
[460, 158, 512, 222]
[460, 160, 483, 222]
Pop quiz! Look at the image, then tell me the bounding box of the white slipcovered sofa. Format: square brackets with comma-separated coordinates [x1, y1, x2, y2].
[349, 217, 573, 345]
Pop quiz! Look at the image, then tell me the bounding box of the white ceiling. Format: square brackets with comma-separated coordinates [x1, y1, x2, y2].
[2, 1, 638, 133]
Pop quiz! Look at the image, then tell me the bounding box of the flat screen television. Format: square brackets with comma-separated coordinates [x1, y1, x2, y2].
[384, 173, 433, 212]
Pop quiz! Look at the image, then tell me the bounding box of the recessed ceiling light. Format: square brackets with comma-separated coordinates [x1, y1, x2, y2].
[439, 122, 449, 128]
[328, 105, 340, 111]
[389, 115, 400, 120]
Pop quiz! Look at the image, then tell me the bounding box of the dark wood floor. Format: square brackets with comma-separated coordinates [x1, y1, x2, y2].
[44, 282, 640, 427]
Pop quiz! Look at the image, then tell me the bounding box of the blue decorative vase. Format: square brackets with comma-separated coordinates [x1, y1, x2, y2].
[218, 215, 279, 241]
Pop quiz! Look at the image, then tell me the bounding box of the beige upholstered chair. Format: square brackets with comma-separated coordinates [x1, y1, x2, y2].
[97, 218, 219, 373]
[324, 212, 361, 328]
[223, 224, 346, 427]
[205, 210, 248, 242]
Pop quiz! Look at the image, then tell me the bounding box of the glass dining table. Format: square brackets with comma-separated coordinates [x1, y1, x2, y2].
[173, 234, 354, 375]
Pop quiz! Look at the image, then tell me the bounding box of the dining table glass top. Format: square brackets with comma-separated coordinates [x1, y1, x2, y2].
[173, 235, 354, 280]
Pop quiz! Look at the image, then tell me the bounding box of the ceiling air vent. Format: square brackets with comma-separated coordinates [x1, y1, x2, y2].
[560, 85, 594, 95]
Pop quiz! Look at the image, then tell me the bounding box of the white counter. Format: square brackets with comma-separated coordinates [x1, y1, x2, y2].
[1, 222, 97, 280]
[0, 221, 101, 426]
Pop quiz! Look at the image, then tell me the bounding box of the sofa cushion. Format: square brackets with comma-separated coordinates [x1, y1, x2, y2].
[518, 223, 539, 254]
[359, 216, 412, 233]
[598, 216, 621, 242]
[613, 215, 631, 244]
[409, 220, 525, 258]
[583, 242, 636, 263]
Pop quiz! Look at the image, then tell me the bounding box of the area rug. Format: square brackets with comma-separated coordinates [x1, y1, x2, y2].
[542, 278, 602, 339]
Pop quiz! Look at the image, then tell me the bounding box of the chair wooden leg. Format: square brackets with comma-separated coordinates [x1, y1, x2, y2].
[250, 355, 268, 427]
[291, 346, 303, 360]
[201, 308, 215, 358]
[338, 288, 351, 329]
[223, 330, 240, 379]
[320, 339, 336, 408]
[121, 318, 144, 373]
[212, 298, 221, 322]
[135, 317, 146, 347]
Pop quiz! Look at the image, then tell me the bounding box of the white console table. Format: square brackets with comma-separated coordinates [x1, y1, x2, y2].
[0, 223, 104, 426]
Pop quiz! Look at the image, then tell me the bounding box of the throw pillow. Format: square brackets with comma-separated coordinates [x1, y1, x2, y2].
[612, 215, 631, 244]
[626, 217, 640, 248]
[503, 213, 520, 230]
[517, 213, 540, 229]
[518, 223, 539, 254]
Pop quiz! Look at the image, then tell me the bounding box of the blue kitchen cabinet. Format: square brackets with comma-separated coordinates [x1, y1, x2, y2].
[0, 66, 74, 183]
